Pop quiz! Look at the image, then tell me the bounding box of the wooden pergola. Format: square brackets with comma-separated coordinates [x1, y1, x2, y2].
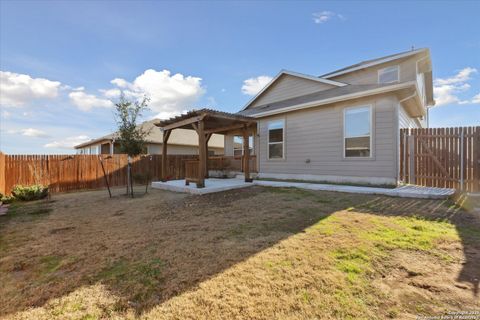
[155, 109, 257, 188]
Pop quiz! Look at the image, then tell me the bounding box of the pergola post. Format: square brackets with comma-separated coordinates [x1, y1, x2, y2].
[205, 133, 212, 178]
[243, 126, 252, 182]
[161, 129, 171, 182]
[197, 120, 206, 188]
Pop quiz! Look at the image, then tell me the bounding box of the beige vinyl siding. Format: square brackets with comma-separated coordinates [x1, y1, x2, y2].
[398, 104, 422, 129]
[249, 74, 336, 108]
[257, 94, 398, 182]
[329, 54, 424, 85]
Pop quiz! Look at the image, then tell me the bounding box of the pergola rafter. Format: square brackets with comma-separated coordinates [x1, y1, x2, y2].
[155, 109, 257, 188]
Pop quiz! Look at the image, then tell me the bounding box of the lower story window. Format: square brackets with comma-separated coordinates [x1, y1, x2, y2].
[233, 136, 243, 156]
[344, 106, 371, 157]
[233, 135, 254, 156]
[268, 120, 284, 159]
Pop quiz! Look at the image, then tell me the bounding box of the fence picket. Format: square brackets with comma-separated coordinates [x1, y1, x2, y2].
[399, 126, 479, 192]
[1, 154, 199, 195]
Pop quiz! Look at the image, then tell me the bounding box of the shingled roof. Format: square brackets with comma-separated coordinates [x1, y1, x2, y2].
[238, 82, 414, 117]
[320, 48, 428, 78]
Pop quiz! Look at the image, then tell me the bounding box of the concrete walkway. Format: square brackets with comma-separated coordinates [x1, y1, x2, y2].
[152, 178, 455, 199]
[254, 180, 455, 199]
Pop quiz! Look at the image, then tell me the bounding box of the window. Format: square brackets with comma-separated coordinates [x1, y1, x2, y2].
[233, 136, 243, 156]
[268, 120, 284, 159]
[344, 106, 371, 158]
[233, 135, 254, 156]
[378, 65, 399, 84]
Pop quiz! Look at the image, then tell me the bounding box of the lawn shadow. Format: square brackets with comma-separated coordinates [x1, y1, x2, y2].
[0, 186, 478, 318]
[0, 186, 339, 317]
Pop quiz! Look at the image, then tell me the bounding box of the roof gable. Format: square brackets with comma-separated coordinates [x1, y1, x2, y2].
[242, 70, 346, 110]
[320, 48, 429, 79]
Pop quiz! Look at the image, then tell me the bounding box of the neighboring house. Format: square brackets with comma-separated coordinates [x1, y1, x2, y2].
[75, 119, 224, 155]
[225, 48, 434, 185]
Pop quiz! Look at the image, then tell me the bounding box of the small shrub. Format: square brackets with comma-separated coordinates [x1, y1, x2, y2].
[11, 185, 49, 201]
[0, 193, 16, 204]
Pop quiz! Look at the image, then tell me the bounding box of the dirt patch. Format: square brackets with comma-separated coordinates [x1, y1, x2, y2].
[49, 226, 75, 234]
[0, 186, 478, 319]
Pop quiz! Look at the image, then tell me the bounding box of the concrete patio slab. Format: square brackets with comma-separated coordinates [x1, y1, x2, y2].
[152, 178, 455, 199]
[151, 178, 254, 195]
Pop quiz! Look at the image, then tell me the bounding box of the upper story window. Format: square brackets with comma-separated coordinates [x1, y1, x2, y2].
[344, 106, 372, 158]
[378, 65, 399, 84]
[268, 120, 284, 159]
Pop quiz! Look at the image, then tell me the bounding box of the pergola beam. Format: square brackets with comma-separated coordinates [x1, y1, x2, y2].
[204, 122, 255, 135]
[161, 114, 206, 131]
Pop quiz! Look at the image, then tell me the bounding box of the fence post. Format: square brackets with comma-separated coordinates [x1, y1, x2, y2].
[0, 152, 5, 195]
[403, 130, 407, 183]
[408, 134, 415, 184]
[474, 128, 480, 192]
[460, 128, 465, 192]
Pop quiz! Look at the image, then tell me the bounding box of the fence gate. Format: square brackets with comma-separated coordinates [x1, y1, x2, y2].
[400, 127, 480, 192]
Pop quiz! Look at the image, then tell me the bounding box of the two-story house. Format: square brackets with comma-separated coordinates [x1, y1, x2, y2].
[224, 48, 435, 185]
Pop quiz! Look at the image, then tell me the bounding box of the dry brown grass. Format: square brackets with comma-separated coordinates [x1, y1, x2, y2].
[0, 186, 479, 320]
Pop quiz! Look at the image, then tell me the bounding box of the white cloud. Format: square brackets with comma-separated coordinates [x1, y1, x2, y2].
[99, 88, 121, 98]
[1, 110, 11, 119]
[44, 135, 90, 149]
[105, 69, 205, 119]
[7, 128, 50, 138]
[433, 67, 478, 106]
[472, 93, 480, 104]
[312, 11, 345, 24]
[0, 71, 61, 107]
[68, 89, 114, 111]
[22, 128, 49, 138]
[241, 75, 273, 96]
[110, 78, 129, 88]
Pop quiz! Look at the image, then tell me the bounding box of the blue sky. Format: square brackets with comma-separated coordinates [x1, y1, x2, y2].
[0, 0, 479, 154]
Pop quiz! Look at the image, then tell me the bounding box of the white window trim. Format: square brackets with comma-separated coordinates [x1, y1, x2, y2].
[343, 105, 373, 159]
[233, 136, 254, 156]
[267, 119, 285, 160]
[378, 65, 400, 84]
[233, 136, 243, 156]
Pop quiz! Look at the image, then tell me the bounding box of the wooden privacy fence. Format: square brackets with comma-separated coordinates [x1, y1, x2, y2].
[0, 154, 198, 195]
[400, 127, 480, 192]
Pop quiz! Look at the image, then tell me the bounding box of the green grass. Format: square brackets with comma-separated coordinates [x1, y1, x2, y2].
[95, 257, 165, 300]
[40, 255, 62, 274]
[314, 213, 461, 287]
[333, 248, 371, 273]
[362, 216, 458, 251]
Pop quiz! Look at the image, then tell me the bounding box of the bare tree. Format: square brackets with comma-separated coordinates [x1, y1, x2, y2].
[114, 94, 150, 197]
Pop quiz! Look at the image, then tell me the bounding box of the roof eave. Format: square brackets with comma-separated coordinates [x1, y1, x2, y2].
[247, 81, 417, 118]
[321, 48, 429, 79]
[74, 138, 113, 149]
